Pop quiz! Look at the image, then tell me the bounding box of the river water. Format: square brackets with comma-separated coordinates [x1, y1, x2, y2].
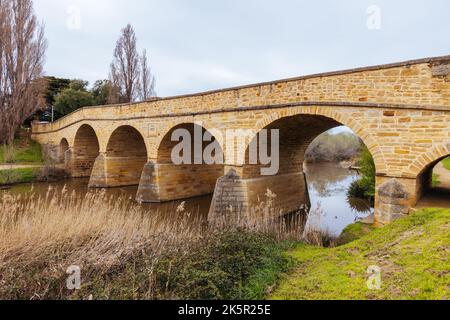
[2, 163, 372, 238]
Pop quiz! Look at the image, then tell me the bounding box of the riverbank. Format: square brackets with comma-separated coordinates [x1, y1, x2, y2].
[0, 189, 299, 300]
[0, 132, 44, 186]
[1, 182, 448, 300]
[271, 208, 450, 300]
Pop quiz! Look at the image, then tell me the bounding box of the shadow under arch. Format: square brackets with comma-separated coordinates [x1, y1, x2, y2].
[415, 153, 450, 209]
[72, 124, 100, 178]
[136, 123, 224, 203]
[90, 125, 148, 188]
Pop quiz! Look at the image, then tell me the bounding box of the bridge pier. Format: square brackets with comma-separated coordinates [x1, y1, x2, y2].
[374, 176, 420, 226]
[208, 168, 310, 224]
[88, 153, 147, 188]
[136, 161, 223, 203]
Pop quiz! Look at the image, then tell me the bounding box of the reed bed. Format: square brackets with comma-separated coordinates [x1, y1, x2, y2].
[0, 186, 309, 300]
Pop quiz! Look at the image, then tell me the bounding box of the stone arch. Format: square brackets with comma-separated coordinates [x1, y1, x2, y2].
[405, 143, 450, 178]
[407, 144, 450, 202]
[249, 107, 383, 172]
[58, 138, 69, 164]
[137, 122, 225, 202]
[155, 120, 225, 160]
[102, 125, 148, 187]
[209, 108, 382, 222]
[105, 124, 150, 159]
[72, 124, 100, 178]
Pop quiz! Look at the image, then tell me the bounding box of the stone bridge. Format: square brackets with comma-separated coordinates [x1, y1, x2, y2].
[32, 56, 450, 226]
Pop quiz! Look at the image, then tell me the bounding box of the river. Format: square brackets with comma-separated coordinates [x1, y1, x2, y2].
[2, 163, 372, 238]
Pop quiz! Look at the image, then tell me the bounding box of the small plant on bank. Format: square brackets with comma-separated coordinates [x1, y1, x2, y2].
[347, 146, 376, 204]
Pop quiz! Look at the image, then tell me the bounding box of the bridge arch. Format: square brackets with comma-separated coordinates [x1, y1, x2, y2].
[209, 110, 380, 223]
[250, 107, 383, 172]
[72, 124, 100, 178]
[136, 123, 225, 202]
[405, 143, 450, 178]
[410, 144, 450, 204]
[95, 125, 149, 187]
[155, 120, 225, 159]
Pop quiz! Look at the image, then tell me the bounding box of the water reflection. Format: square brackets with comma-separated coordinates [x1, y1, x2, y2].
[5, 178, 212, 221]
[304, 163, 373, 237]
[3, 163, 372, 238]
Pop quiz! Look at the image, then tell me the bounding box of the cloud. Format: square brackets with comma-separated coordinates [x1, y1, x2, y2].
[34, 0, 450, 96]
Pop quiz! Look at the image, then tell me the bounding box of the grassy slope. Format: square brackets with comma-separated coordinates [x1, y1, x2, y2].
[271, 209, 450, 300]
[0, 136, 43, 164]
[0, 168, 39, 185]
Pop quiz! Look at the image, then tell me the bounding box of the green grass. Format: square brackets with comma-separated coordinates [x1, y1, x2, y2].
[0, 136, 43, 164]
[271, 209, 450, 300]
[442, 157, 450, 171]
[0, 168, 39, 185]
[335, 222, 375, 246]
[432, 173, 441, 187]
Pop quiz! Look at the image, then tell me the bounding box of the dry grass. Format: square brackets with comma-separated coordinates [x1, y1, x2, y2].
[0, 187, 204, 298]
[0, 186, 309, 299]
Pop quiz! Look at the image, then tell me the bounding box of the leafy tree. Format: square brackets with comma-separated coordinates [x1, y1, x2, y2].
[91, 80, 112, 105]
[44, 77, 71, 107]
[54, 82, 95, 116]
[69, 79, 89, 91]
[306, 132, 362, 163]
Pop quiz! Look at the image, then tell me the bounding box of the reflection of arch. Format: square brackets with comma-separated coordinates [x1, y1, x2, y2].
[105, 125, 148, 187]
[59, 138, 69, 164]
[73, 125, 100, 177]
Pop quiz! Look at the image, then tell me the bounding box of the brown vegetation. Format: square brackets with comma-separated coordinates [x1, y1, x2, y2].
[0, 188, 306, 299]
[109, 24, 155, 104]
[0, 0, 47, 144]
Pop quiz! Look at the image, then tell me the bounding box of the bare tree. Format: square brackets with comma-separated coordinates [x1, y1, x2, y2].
[108, 24, 156, 104]
[109, 24, 140, 104]
[140, 49, 156, 101]
[0, 0, 47, 144]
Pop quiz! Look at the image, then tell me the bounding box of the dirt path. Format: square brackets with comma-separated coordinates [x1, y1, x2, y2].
[434, 162, 450, 188]
[0, 164, 42, 170]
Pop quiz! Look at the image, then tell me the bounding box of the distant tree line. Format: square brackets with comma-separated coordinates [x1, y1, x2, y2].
[305, 132, 362, 163]
[37, 24, 157, 121]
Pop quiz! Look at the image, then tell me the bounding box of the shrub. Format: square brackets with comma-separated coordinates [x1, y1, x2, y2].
[347, 146, 375, 202]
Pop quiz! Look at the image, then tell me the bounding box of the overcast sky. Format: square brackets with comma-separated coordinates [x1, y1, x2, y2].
[34, 0, 450, 97]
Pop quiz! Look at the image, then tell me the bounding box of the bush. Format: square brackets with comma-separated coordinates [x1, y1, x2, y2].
[347, 147, 375, 202]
